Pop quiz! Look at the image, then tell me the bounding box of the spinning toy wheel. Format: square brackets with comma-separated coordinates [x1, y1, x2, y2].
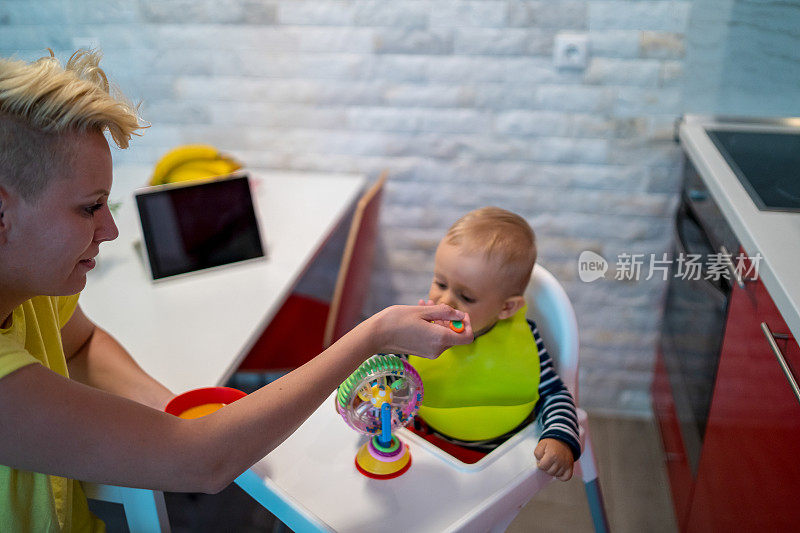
[336, 354, 423, 479]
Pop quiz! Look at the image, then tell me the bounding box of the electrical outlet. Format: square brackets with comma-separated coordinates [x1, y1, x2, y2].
[553, 33, 588, 70]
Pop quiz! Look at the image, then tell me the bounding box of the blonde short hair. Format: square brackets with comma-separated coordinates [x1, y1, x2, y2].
[0, 50, 144, 199]
[444, 206, 537, 295]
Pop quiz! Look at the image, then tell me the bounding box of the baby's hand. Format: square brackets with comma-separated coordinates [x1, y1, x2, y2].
[534, 438, 574, 481]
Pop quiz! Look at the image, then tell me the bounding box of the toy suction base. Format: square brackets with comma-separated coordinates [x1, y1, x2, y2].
[355, 438, 411, 480]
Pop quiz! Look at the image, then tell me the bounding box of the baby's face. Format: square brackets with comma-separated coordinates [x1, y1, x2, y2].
[429, 242, 512, 335]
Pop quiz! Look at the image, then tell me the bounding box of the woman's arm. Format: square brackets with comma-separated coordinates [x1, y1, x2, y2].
[63, 305, 174, 410]
[0, 304, 471, 494]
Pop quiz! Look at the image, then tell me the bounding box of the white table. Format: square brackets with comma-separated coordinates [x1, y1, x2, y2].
[80, 166, 366, 394]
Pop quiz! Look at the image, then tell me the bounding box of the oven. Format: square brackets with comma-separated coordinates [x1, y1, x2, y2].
[658, 155, 740, 477]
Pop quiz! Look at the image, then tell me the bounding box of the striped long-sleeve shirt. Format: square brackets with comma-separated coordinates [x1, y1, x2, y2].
[528, 319, 581, 460]
[406, 318, 581, 459]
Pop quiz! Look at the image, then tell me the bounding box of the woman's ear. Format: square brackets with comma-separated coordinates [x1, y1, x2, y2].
[0, 186, 12, 244]
[0, 189, 6, 229]
[497, 295, 526, 320]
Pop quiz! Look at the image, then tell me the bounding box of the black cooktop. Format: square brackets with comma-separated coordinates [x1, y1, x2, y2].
[706, 129, 800, 212]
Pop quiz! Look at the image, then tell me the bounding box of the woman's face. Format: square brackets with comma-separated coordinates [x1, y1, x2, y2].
[3, 131, 118, 297]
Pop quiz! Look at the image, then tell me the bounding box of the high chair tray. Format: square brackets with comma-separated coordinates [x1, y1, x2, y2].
[236, 391, 554, 533]
[398, 422, 539, 472]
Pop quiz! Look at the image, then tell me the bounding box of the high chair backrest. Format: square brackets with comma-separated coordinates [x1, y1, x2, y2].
[524, 264, 580, 402]
[323, 171, 388, 347]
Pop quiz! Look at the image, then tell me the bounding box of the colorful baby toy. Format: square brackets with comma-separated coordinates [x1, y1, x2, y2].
[336, 354, 424, 479]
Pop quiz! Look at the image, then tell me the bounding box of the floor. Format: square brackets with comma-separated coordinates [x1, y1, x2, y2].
[93, 412, 678, 532]
[506, 414, 678, 533]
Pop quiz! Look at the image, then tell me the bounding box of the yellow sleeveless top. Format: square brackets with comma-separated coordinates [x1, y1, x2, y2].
[0, 295, 105, 532]
[408, 306, 540, 441]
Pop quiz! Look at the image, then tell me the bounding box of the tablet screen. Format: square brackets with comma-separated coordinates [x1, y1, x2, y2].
[135, 175, 265, 280]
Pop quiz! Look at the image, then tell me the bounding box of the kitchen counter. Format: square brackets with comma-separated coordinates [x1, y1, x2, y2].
[679, 115, 800, 340]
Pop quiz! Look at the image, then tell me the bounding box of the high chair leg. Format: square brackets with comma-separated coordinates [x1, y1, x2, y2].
[84, 483, 170, 533]
[579, 430, 610, 533]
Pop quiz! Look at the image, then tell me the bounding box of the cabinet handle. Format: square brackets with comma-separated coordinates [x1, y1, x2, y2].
[761, 322, 800, 405]
[720, 245, 745, 289]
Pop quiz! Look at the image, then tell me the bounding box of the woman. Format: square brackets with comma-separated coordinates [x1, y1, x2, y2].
[0, 50, 472, 531]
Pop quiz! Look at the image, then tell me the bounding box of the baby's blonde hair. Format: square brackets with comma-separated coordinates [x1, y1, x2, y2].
[0, 50, 144, 199]
[444, 206, 537, 295]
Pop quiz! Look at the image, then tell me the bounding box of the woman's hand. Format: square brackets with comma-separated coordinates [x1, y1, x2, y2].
[370, 304, 473, 358]
[417, 299, 453, 329]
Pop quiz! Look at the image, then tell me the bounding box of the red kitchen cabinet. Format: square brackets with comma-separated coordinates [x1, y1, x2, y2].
[686, 272, 800, 532]
[652, 348, 694, 527]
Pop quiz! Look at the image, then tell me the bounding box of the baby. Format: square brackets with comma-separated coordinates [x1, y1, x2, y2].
[409, 207, 579, 480]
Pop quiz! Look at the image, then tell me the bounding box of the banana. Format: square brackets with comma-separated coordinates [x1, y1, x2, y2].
[149, 144, 242, 186]
[150, 144, 217, 185]
[162, 159, 241, 184]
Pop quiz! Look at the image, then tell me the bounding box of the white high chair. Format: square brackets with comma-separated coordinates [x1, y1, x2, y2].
[524, 264, 610, 533]
[234, 264, 610, 533]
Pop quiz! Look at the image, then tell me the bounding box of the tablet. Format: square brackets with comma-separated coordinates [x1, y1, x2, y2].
[134, 173, 265, 281]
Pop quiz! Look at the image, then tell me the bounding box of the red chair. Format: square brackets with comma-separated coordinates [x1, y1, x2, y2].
[237, 171, 388, 375]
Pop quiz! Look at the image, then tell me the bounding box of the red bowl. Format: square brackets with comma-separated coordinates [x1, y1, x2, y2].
[165, 386, 247, 417]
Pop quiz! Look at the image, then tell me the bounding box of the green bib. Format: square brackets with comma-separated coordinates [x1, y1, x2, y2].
[409, 305, 540, 441]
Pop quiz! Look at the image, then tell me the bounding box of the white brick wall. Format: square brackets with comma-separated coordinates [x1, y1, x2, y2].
[0, 0, 693, 416]
[683, 0, 800, 117]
